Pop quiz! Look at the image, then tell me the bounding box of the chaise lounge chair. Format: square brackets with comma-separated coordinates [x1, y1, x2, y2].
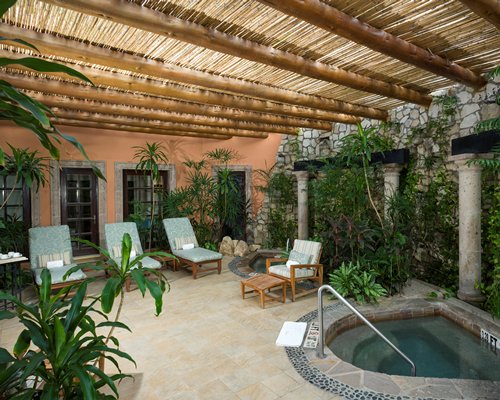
[29, 225, 87, 290]
[104, 222, 162, 290]
[163, 217, 222, 279]
[266, 239, 323, 301]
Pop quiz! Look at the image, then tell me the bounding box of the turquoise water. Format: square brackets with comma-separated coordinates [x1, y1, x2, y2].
[328, 316, 500, 380]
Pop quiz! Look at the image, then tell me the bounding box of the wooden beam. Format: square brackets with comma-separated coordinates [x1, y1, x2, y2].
[0, 61, 366, 123]
[257, 0, 486, 89]
[41, 0, 432, 106]
[52, 109, 269, 138]
[27, 92, 299, 135]
[53, 119, 231, 140]
[1, 25, 386, 120]
[1, 70, 333, 129]
[457, 0, 500, 30]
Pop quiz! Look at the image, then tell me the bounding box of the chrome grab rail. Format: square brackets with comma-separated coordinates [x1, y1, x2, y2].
[317, 284, 416, 377]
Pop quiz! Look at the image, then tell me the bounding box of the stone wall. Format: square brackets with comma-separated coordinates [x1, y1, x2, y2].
[251, 75, 499, 244]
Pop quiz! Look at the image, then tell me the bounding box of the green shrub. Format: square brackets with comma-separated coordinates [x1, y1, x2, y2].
[329, 261, 387, 304]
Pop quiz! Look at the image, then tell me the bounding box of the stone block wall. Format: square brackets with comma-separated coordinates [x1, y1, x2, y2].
[251, 76, 499, 244]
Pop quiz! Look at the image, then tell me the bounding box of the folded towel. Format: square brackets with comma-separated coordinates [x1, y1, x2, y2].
[46, 259, 64, 269]
[182, 243, 195, 250]
[286, 260, 299, 268]
[276, 321, 307, 347]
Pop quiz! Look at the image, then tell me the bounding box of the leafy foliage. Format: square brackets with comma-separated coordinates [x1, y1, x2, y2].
[329, 261, 387, 303]
[0, 270, 132, 399]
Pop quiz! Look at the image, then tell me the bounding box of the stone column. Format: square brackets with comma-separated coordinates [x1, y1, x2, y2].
[383, 163, 403, 218]
[294, 171, 309, 240]
[450, 154, 484, 303]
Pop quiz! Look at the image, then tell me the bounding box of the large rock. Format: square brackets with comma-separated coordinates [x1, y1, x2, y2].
[249, 244, 261, 252]
[219, 236, 234, 256]
[233, 240, 250, 257]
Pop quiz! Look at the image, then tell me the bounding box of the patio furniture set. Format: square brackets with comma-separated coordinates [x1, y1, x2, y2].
[13, 218, 323, 309]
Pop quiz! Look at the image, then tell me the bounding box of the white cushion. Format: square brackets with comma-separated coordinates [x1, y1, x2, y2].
[286, 260, 299, 268]
[182, 243, 195, 250]
[269, 264, 315, 279]
[46, 259, 64, 269]
[288, 249, 310, 265]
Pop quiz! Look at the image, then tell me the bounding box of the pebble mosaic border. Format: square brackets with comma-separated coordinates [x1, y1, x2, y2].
[286, 301, 500, 400]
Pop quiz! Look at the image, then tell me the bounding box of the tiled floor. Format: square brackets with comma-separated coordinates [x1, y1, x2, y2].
[0, 257, 343, 399]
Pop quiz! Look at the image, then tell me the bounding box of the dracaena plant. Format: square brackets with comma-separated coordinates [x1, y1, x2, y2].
[66, 233, 172, 344]
[0, 269, 133, 399]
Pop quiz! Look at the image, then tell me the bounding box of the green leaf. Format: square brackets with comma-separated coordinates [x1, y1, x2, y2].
[101, 277, 121, 314]
[85, 364, 120, 397]
[72, 365, 96, 400]
[0, 57, 94, 85]
[39, 268, 51, 305]
[64, 279, 87, 331]
[130, 269, 146, 296]
[0, 0, 16, 16]
[0, 36, 39, 52]
[0, 348, 15, 364]
[0, 309, 15, 320]
[13, 329, 31, 358]
[96, 320, 132, 333]
[145, 279, 164, 316]
[54, 316, 66, 358]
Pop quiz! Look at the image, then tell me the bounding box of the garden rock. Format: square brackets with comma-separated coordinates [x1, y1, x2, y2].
[249, 244, 261, 252]
[234, 240, 250, 257]
[219, 236, 234, 256]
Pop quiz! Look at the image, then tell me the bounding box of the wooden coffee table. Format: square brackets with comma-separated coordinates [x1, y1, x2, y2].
[241, 274, 286, 308]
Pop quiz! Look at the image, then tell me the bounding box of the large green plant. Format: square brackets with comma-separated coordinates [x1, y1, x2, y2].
[133, 142, 169, 251]
[254, 165, 296, 248]
[0, 1, 103, 180]
[329, 261, 387, 304]
[0, 270, 132, 399]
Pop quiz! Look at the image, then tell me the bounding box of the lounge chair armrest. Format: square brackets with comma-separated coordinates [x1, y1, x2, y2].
[265, 257, 288, 271]
[291, 263, 322, 269]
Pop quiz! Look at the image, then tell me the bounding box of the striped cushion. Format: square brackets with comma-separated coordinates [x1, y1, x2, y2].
[293, 240, 322, 264]
[39, 251, 72, 268]
[174, 235, 198, 250]
[111, 243, 141, 258]
[269, 264, 315, 279]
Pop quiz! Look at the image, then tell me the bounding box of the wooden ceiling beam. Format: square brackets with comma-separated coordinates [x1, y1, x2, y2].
[257, 0, 486, 89]
[52, 109, 268, 138]
[53, 119, 231, 140]
[0, 60, 364, 123]
[1, 25, 385, 120]
[0, 70, 334, 129]
[27, 92, 299, 135]
[458, 0, 500, 29]
[41, 0, 432, 106]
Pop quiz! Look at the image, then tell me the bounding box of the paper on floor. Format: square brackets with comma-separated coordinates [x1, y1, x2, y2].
[275, 321, 307, 347]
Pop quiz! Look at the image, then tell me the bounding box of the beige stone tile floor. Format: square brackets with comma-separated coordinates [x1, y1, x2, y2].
[0, 257, 343, 399]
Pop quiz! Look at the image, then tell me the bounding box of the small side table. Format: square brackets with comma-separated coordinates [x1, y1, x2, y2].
[241, 274, 286, 308]
[0, 256, 29, 310]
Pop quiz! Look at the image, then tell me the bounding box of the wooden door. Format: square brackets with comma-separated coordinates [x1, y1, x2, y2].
[60, 168, 99, 255]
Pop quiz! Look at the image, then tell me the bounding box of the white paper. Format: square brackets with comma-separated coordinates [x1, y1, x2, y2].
[276, 321, 307, 347]
[182, 243, 195, 250]
[46, 259, 64, 269]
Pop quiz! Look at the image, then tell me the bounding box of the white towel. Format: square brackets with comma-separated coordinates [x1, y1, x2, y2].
[46, 259, 64, 269]
[275, 321, 307, 347]
[182, 243, 195, 250]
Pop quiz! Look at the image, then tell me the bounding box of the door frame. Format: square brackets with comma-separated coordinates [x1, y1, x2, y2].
[50, 160, 107, 248]
[60, 167, 99, 256]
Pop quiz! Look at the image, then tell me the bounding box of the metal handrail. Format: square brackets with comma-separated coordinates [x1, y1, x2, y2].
[317, 284, 416, 376]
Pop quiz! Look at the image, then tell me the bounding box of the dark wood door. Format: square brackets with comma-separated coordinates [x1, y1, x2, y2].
[60, 168, 99, 256]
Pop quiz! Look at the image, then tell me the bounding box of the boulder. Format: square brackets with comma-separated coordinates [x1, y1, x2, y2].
[219, 236, 234, 256]
[249, 244, 261, 252]
[233, 240, 250, 257]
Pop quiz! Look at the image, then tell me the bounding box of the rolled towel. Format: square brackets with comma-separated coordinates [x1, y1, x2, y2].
[46, 259, 64, 269]
[286, 260, 300, 269]
[182, 243, 195, 250]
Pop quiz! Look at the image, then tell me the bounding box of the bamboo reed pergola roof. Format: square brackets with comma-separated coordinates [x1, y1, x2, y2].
[1, 0, 499, 140]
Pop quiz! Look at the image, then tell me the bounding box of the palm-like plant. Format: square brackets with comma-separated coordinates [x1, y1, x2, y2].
[0, 269, 133, 399]
[133, 142, 169, 251]
[0, 145, 48, 211]
[0, 1, 104, 180]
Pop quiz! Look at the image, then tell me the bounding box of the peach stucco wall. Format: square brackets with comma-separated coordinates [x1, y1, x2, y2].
[0, 122, 283, 226]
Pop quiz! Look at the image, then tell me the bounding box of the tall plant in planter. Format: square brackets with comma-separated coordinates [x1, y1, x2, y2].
[133, 142, 169, 251]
